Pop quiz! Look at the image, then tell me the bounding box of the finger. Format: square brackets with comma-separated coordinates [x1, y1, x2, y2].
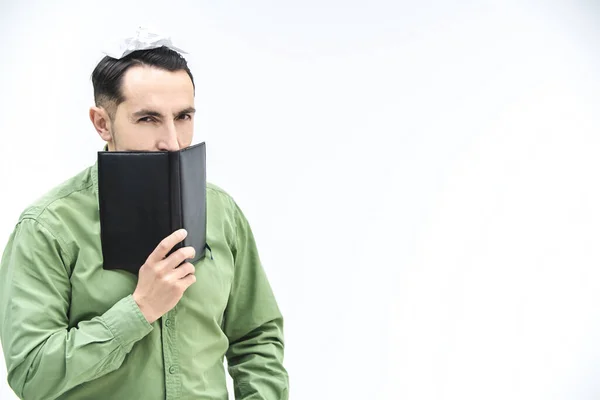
[178, 273, 197, 289]
[146, 229, 187, 264]
[163, 246, 196, 270]
[172, 262, 195, 280]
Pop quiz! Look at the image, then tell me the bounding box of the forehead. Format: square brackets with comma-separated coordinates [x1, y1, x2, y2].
[119, 65, 194, 111]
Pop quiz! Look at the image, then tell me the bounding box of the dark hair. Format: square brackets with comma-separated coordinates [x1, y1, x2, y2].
[91, 46, 195, 118]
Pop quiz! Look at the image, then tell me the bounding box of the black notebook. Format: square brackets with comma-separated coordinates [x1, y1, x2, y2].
[98, 142, 208, 275]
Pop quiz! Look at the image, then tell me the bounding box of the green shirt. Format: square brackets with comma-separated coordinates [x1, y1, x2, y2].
[0, 161, 288, 400]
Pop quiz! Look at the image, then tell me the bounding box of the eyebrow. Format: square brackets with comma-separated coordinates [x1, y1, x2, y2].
[131, 107, 196, 119]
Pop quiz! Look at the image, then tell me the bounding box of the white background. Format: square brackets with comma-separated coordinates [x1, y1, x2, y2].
[1, 0, 600, 399]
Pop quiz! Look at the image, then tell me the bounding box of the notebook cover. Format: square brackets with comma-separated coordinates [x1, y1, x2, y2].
[98, 142, 207, 275]
[177, 143, 207, 261]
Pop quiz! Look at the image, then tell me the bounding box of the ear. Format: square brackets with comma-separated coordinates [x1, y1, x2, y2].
[89, 106, 113, 142]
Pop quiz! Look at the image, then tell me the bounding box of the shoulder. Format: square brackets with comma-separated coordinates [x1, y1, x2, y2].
[207, 181, 233, 201]
[17, 166, 95, 238]
[205, 182, 252, 235]
[207, 182, 239, 213]
[5, 167, 94, 268]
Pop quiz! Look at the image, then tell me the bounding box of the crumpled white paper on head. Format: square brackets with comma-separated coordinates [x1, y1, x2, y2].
[102, 26, 187, 59]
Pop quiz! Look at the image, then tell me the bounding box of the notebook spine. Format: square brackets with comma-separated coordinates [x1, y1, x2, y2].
[169, 151, 184, 252]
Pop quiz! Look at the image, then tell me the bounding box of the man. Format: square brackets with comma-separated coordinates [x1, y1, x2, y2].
[0, 32, 288, 400]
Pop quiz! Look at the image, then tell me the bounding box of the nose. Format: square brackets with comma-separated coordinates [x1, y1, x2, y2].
[157, 122, 180, 151]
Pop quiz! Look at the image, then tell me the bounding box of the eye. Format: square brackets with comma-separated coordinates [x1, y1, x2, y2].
[177, 114, 192, 121]
[138, 116, 156, 123]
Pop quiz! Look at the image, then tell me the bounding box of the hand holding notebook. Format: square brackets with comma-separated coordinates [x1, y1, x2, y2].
[132, 228, 197, 324]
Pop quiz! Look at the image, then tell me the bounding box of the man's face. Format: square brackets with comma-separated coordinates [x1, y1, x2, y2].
[91, 65, 195, 152]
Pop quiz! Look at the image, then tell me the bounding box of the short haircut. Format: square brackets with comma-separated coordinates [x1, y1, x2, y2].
[91, 46, 195, 119]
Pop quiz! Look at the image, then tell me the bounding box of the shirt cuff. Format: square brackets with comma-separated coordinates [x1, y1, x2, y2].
[102, 294, 154, 353]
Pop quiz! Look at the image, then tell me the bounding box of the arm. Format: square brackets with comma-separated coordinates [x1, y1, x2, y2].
[0, 218, 153, 400]
[223, 200, 289, 400]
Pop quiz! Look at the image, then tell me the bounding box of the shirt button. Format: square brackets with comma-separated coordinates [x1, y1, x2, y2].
[169, 366, 177, 374]
[165, 319, 172, 327]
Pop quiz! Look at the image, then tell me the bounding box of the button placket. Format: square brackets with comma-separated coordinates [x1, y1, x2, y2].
[162, 307, 181, 399]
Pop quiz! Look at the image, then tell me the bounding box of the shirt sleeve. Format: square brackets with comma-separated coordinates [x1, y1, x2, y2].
[0, 218, 154, 400]
[223, 199, 289, 400]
